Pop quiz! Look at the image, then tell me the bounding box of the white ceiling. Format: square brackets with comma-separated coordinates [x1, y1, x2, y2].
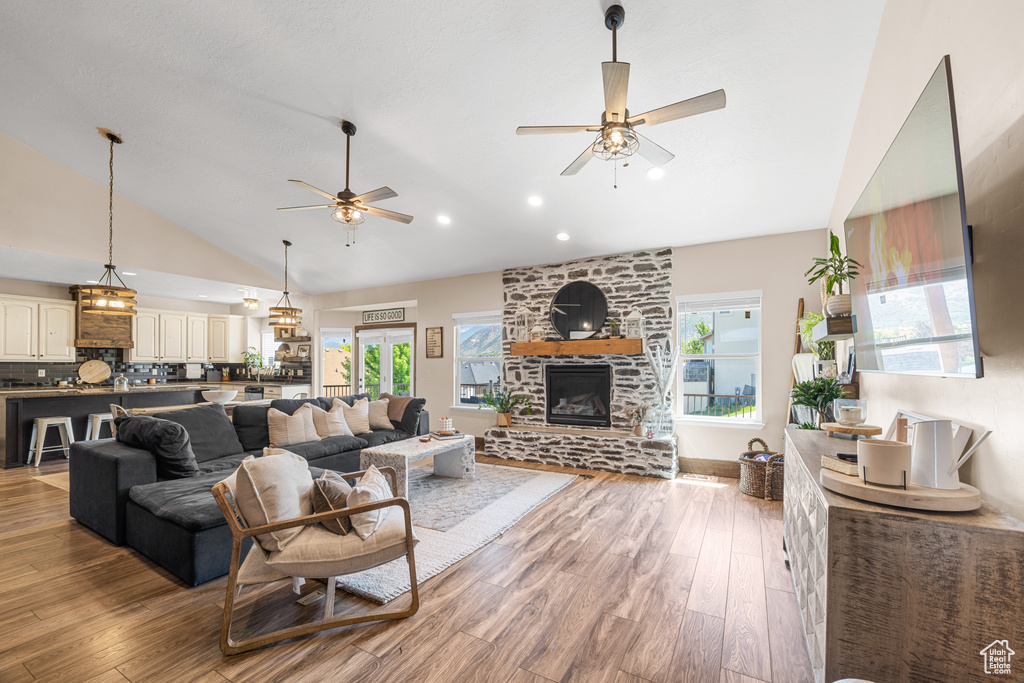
[0, 0, 884, 296]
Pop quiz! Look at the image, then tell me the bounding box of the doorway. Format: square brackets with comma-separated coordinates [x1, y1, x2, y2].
[320, 328, 353, 397]
[356, 326, 415, 399]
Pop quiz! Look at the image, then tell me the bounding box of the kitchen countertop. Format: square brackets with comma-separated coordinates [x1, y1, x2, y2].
[0, 384, 216, 399]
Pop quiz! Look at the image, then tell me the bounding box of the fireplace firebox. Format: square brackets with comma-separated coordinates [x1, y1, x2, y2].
[545, 364, 612, 428]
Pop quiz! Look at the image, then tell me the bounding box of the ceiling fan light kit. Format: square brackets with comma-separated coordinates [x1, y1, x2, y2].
[278, 120, 413, 247]
[516, 4, 726, 179]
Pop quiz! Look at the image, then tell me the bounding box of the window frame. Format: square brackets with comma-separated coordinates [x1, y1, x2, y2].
[452, 310, 502, 411]
[676, 290, 764, 429]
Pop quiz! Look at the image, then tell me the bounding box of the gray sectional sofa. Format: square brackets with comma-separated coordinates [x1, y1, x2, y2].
[69, 393, 428, 586]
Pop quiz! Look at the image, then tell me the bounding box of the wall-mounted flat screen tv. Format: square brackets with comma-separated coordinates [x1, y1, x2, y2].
[844, 55, 982, 378]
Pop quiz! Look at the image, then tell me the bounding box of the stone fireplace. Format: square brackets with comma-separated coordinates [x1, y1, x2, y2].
[546, 364, 611, 428]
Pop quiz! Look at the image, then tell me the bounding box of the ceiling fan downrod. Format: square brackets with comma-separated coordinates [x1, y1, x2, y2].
[605, 4, 625, 62]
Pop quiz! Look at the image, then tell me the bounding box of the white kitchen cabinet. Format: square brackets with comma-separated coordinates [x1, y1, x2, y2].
[228, 315, 245, 364]
[38, 302, 76, 361]
[0, 298, 38, 361]
[208, 316, 229, 362]
[186, 315, 208, 361]
[129, 310, 160, 362]
[160, 313, 187, 363]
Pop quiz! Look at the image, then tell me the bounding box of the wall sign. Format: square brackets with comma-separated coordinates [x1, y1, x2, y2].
[425, 327, 443, 358]
[362, 308, 405, 324]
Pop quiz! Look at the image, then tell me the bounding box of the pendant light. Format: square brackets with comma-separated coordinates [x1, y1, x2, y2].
[268, 240, 302, 332]
[76, 130, 138, 315]
[241, 288, 259, 310]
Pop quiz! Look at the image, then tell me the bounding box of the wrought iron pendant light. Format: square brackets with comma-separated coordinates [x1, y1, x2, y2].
[268, 240, 302, 331]
[77, 130, 138, 316]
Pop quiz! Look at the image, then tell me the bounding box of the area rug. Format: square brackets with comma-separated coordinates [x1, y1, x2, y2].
[338, 461, 576, 603]
[32, 472, 70, 492]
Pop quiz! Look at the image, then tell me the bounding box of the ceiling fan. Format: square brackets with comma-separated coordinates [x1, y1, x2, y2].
[516, 4, 726, 177]
[278, 120, 413, 246]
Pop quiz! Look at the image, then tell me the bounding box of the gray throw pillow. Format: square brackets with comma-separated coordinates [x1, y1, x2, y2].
[154, 404, 244, 462]
[310, 470, 353, 535]
[115, 415, 199, 479]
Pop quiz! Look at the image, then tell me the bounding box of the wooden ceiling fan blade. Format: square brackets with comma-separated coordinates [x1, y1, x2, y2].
[352, 186, 398, 204]
[602, 61, 630, 123]
[560, 146, 595, 176]
[277, 204, 337, 211]
[287, 179, 340, 201]
[635, 133, 675, 167]
[628, 89, 726, 126]
[360, 205, 414, 224]
[516, 125, 599, 135]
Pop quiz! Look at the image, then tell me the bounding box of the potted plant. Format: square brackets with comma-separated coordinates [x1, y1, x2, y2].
[798, 312, 837, 377]
[790, 377, 846, 427]
[626, 404, 650, 436]
[478, 387, 534, 426]
[242, 346, 264, 383]
[609, 321, 622, 339]
[804, 231, 861, 317]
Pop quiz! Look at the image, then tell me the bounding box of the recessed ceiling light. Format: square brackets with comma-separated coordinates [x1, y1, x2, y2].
[528, 195, 543, 206]
[122, 271, 136, 276]
[646, 167, 666, 180]
[556, 232, 570, 241]
[437, 215, 451, 225]
[197, 294, 208, 298]
[85, 280, 99, 284]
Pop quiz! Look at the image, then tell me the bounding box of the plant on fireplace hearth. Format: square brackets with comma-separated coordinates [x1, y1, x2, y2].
[478, 387, 533, 426]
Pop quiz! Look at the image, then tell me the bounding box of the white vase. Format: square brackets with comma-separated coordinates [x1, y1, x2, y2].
[826, 293, 852, 317]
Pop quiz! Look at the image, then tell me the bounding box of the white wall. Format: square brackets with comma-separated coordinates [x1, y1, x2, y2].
[827, 0, 1024, 519]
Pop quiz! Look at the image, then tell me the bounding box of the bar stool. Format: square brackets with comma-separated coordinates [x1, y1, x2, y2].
[28, 416, 75, 466]
[85, 412, 114, 440]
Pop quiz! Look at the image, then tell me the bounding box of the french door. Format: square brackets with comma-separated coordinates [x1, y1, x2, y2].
[357, 327, 415, 399]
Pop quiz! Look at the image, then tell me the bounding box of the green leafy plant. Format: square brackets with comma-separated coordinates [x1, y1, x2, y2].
[805, 231, 862, 295]
[478, 387, 534, 415]
[798, 312, 835, 360]
[790, 377, 846, 427]
[609, 321, 621, 336]
[242, 346, 264, 370]
[684, 320, 712, 355]
[797, 421, 819, 430]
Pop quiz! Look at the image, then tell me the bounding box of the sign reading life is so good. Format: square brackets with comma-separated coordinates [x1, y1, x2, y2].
[363, 308, 405, 324]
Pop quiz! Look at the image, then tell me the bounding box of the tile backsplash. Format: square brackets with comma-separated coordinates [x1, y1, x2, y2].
[0, 348, 249, 386]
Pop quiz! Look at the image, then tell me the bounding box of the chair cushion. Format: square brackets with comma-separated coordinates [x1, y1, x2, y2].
[115, 414, 199, 479]
[196, 453, 256, 476]
[311, 471, 352, 535]
[283, 434, 367, 462]
[368, 398, 394, 431]
[347, 465, 393, 540]
[268, 404, 320, 448]
[233, 451, 313, 552]
[359, 429, 412, 448]
[341, 398, 371, 435]
[265, 508, 414, 577]
[130, 470, 240, 532]
[269, 398, 322, 416]
[317, 393, 370, 410]
[154, 404, 244, 463]
[232, 404, 270, 451]
[310, 400, 354, 438]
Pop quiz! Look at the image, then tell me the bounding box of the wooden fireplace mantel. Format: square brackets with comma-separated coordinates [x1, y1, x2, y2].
[509, 338, 644, 356]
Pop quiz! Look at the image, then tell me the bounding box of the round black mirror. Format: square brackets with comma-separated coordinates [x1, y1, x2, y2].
[550, 281, 608, 340]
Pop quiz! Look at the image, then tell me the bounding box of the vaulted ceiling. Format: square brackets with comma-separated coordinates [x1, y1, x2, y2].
[0, 1, 885, 297]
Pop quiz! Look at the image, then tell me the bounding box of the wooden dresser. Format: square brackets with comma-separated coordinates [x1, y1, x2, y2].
[783, 429, 1024, 683]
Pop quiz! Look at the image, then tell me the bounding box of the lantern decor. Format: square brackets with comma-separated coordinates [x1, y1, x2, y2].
[624, 309, 646, 339]
[74, 130, 137, 316]
[268, 240, 302, 334]
[513, 305, 535, 342]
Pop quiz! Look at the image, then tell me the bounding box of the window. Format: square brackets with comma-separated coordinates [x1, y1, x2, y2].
[453, 311, 502, 407]
[321, 328, 353, 397]
[260, 331, 278, 369]
[677, 291, 762, 424]
[357, 327, 415, 399]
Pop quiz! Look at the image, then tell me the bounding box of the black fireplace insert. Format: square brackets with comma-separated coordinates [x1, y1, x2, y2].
[545, 364, 612, 428]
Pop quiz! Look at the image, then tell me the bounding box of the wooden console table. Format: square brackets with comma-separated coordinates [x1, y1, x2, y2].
[783, 429, 1024, 683]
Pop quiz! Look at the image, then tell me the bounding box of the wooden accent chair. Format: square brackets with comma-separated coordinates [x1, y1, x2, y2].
[211, 466, 419, 654]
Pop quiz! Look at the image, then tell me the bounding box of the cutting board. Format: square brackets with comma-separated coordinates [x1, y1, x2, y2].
[77, 360, 112, 384]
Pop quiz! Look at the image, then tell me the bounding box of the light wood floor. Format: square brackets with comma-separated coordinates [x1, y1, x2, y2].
[0, 456, 813, 683]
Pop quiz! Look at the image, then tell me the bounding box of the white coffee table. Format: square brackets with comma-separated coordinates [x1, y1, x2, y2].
[360, 435, 475, 498]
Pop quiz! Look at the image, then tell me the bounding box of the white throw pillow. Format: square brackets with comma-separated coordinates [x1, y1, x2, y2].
[347, 465, 393, 540]
[309, 399, 354, 438]
[268, 403, 320, 447]
[341, 397, 371, 435]
[232, 450, 313, 552]
[368, 398, 394, 431]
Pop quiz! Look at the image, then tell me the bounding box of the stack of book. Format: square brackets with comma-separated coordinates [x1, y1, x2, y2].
[429, 430, 465, 441]
[821, 452, 858, 477]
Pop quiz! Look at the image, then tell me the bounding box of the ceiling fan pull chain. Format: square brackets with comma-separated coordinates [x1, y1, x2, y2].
[614, 158, 618, 189]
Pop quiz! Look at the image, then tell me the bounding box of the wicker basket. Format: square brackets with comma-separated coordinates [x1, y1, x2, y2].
[738, 438, 784, 501]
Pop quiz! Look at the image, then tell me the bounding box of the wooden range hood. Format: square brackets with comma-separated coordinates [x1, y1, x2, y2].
[69, 285, 134, 348]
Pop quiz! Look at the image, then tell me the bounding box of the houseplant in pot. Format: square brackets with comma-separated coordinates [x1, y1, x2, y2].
[242, 346, 264, 383]
[479, 387, 534, 427]
[799, 312, 837, 378]
[790, 377, 846, 428]
[804, 230, 861, 317]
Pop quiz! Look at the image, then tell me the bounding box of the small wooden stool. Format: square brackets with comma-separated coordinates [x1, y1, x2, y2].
[28, 416, 75, 466]
[85, 412, 115, 440]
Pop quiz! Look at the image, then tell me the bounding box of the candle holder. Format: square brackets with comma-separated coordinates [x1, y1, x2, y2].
[833, 398, 867, 426]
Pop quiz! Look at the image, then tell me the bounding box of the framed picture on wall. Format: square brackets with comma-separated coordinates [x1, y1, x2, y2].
[297, 344, 311, 358]
[425, 327, 443, 358]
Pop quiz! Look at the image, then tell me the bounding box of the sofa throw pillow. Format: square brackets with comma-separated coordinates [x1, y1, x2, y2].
[347, 465, 393, 539]
[382, 393, 426, 434]
[309, 400, 354, 438]
[341, 397, 372, 435]
[268, 404, 319, 447]
[153, 403, 244, 463]
[232, 404, 271, 451]
[115, 415, 200, 479]
[232, 450, 313, 552]
[310, 470, 353, 535]
[380, 392, 414, 423]
[368, 398, 394, 431]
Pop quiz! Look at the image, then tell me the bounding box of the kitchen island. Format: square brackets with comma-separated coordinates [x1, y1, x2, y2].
[1, 385, 213, 468]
